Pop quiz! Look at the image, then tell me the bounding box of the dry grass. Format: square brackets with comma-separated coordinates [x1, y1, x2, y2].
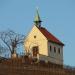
[0, 56, 75, 75]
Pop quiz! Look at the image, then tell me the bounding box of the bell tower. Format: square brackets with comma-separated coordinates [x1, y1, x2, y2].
[34, 9, 42, 28]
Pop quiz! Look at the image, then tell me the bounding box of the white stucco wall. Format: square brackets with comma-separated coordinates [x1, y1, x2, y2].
[48, 42, 63, 65]
[24, 25, 48, 57]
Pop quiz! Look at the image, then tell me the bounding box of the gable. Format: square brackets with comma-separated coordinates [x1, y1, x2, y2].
[25, 25, 47, 42]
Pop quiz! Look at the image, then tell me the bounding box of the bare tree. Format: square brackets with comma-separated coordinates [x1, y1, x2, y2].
[0, 44, 7, 55]
[0, 30, 25, 58]
[0, 44, 3, 54]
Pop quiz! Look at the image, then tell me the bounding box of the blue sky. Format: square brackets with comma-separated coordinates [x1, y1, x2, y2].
[0, 0, 75, 66]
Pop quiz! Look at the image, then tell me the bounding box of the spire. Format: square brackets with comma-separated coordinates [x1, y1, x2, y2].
[34, 8, 42, 27]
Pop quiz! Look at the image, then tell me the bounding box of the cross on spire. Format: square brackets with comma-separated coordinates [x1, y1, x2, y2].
[34, 8, 42, 27]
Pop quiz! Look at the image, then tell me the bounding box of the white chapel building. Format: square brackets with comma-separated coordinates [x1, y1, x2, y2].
[24, 10, 64, 65]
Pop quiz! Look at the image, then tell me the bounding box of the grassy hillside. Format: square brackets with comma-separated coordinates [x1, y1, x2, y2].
[0, 57, 75, 75]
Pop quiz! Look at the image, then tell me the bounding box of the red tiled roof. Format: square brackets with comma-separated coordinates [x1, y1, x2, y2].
[38, 27, 64, 46]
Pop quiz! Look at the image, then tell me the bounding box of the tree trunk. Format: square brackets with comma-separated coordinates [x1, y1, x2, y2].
[11, 47, 17, 58]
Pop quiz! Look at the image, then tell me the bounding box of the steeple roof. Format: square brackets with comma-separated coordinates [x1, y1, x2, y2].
[34, 8, 42, 27]
[34, 9, 41, 22]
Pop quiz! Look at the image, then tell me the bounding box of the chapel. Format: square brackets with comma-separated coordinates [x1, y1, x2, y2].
[24, 9, 64, 65]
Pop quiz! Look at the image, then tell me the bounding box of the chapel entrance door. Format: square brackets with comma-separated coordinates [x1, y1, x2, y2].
[32, 46, 39, 57]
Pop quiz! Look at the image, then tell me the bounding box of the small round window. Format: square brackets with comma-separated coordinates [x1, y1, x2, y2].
[34, 35, 36, 38]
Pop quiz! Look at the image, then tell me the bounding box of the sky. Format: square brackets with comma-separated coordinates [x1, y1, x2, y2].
[0, 0, 75, 66]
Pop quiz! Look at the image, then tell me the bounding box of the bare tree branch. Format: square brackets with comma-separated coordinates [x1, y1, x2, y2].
[0, 30, 25, 57]
[0, 44, 8, 54]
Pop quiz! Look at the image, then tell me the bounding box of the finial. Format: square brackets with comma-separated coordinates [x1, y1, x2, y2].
[36, 6, 39, 11]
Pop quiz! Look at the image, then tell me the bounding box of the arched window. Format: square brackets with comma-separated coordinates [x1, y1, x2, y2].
[54, 47, 56, 53]
[50, 45, 52, 52]
[58, 48, 60, 54]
